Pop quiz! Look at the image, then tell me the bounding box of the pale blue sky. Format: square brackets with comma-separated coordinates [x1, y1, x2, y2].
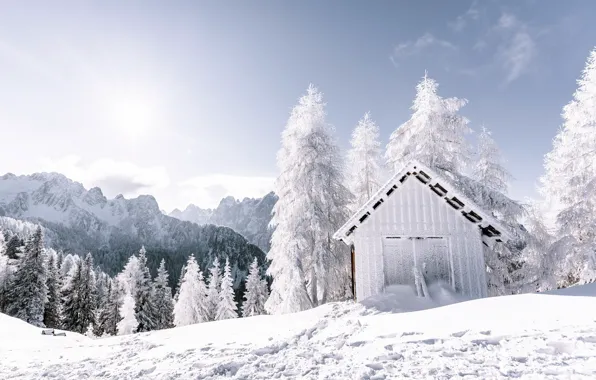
[0, 1, 593, 210]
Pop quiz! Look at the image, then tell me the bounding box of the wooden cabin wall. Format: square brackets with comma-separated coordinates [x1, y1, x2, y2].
[353, 177, 488, 301]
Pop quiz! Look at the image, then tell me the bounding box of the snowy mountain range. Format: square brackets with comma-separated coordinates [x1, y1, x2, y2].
[0, 172, 266, 289]
[169, 192, 278, 252]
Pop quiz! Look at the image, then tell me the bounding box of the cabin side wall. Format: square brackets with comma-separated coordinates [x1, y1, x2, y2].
[353, 177, 488, 301]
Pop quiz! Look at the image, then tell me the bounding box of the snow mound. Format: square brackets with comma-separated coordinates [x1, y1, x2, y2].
[546, 282, 596, 297]
[0, 313, 87, 350]
[4, 286, 596, 379]
[360, 282, 468, 313]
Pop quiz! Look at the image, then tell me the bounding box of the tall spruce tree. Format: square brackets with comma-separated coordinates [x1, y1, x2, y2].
[473, 126, 511, 193]
[95, 280, 121, 337]
[43, 252, 61, 329]
[242, 257, 267, 317]
[266, 84, 352, 314]
[173, 255, 209, 326]
[385, 71, 471, 175]
[61, 253, 96, 333]
[347, 112, 383, 211]
[215, 258, 238, 320]
[153, 259, 174, 330]
[540, 47, 596, 284]
[134, 246, 158, 333]
[206, 257, 221, 321]
[5, 227, 47, 327]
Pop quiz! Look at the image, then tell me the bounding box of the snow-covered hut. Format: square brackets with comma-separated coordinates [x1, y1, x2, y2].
[334, 160, 512, 301]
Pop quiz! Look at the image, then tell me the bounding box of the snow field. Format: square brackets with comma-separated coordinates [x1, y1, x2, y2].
[2, 284, 596, 379]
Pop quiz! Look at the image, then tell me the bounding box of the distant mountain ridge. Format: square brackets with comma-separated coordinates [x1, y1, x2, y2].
[168, 192, 278, 252]
[0, 172, 266, 293]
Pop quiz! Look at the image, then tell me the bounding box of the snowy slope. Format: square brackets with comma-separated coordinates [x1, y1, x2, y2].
[3, 284, 596, 379]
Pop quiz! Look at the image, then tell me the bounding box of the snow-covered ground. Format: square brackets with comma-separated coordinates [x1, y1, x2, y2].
[3, 284, 596, 379]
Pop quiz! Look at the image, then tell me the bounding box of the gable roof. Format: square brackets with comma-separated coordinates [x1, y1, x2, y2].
[334, 160, 513, 246]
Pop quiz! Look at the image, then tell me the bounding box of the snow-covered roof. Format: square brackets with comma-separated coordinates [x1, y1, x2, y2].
[334, 160, 513, 246]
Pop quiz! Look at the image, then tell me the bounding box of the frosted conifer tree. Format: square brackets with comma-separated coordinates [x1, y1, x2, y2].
[173, 263, 186, 303]
[540, 47, 596, 285]
[473, 126, 511, 193]
[347, 112, 383, 211]
[215, 258, 238, 320]
[206, 257, 221, 321]
[117, 289, 138, 335]
[173, 255, 209, 326]
[61, 253, 96, 333]
[522, 202, 557, 291]
[0, 231, 9, 312]
[153, 259, 174, 330]
[43, 252, 61, 329]
[134, 246, 158, 333]
[385, 72, 471, 175]
[95, 280, 121, 337]
[5, 227, 47, 327]
[266, 84, 352, 314]
[242, 257, 267, 317]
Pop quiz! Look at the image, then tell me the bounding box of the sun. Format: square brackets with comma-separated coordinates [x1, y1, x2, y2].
[105, 89, 159, 139]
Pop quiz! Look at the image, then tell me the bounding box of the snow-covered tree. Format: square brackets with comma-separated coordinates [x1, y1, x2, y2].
[173, 255, 209, 326]
[60, 254, 80, 279]
[206, 257, 221, 321]
[153, 259, 174, 330]
[522, 202, 557, 291]
[347, 112, 383, 210]
[4, 227, 47, 327]
[473, 126, 511, 193]
[385, 72, 471, 175]
[117, 289, 138, 335]
[0, 230, 9, 312]
[61, 253, 96, 333]
[117, 254, 142, 297]
[266, 84, 352, 314]
[134, 246, 158, 333]
[215, 258, 238, 320]
[43, 252, 61, 329]
[242, 257, 267, 317]
[540, 47, 596, 284]
[173, 263, 186, 303]
[95, 280, 121, 337]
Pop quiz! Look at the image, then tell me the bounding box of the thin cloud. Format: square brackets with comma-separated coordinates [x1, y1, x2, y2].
[179, 174, 275, 209]
[448, 0, 481, 32]
[494, 13, 538, 84]
[390, 33, 457, 66]
[40, 155, 170, 198]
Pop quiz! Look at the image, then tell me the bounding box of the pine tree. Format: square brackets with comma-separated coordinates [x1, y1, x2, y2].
[0, 230, 9, 312]
[206, 257, 221, 321]
[61, 253, 96, 333]
[173, 263, 186, 303]
[473, 126, 511, 193]
[5, 235, 23, 260]
[173, 255, 209, 326]
[266, 84, 352, 314]
[216, 258, 238, 320]
[134, 246, 158, 333]
[117, 288, 138, 335]
[540, 47, 596, 284]
[95, 280, 121, 337]
[43, 252, 61, 328]
[385, 71, 471, 175]
[242, 257, 267, 317]
[153, 259, 174, 330]
[5, 227, 47, 327]
[347, 112, 383, 211]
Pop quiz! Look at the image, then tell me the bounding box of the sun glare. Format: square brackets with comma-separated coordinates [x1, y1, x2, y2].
[105, 90, 159, 139]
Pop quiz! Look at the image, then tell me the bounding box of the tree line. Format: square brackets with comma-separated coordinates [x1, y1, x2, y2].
[0, 227, 269, 334]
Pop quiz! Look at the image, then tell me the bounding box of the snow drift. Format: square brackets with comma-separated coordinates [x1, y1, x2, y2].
[3, 284, 596, 379]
